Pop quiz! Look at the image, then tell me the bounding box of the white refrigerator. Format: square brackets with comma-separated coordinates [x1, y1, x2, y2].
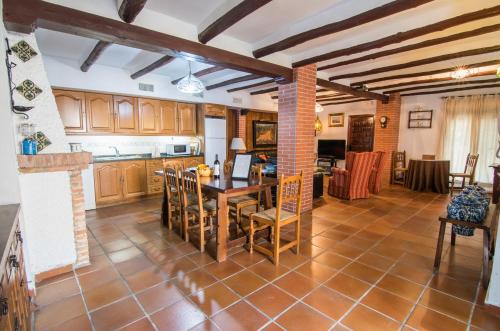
[204, 118, 227, 167]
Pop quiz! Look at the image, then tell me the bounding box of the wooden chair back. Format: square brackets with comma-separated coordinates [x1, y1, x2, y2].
[276, 171, 303, 219]
[163, 167, 180, 201]
[181, 170, 203, 211]
[392, 151, 406, 168]
[422, 154, 436, 160]
[224, 160, 233, 175]
[464, 153, 479, 177]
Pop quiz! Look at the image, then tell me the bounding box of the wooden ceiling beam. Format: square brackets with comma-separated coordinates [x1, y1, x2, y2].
[319, 24, 500, 70]
[383, 77, 500, 94]
[227, 79, 275, 92]
[318, 96, 359, 102]
[171, 66, 225, 85]
[317, 78, 388, 102]
[250, 87, 279, 95]
[199, 0, 272, 44]
[330, 45, 500, 80]
[253, 0, 433, 58]
[206, 74, 261, 90]
[316, 93, 346, 100]
[80, 0, 147, 72]
[3, 0, 293, 82]
[118, 0, 147, 23]
[369, 70, 497, 90]
[292, 4, 500, 68]
[322, 99, 371, 106]
[131, 55, 175, 79]
[400, 83, 500, 96]
[351, 60, 500, 86]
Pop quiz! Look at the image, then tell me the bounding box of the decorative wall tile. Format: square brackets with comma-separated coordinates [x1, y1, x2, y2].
[15, 80, 42, 101]
[28, 131, 51, 152]
[11, 40, 38, 62]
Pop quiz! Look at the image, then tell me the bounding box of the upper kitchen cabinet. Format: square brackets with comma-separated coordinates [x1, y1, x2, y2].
[203, 103, 226, 118]
[158, 100, 177, 135]
[177, 102, 197, 136]
[86, 92, 114, 133]
[53, 89, 87, 133]
[139, 98, 160, 134]
[114, 96, 138, 134]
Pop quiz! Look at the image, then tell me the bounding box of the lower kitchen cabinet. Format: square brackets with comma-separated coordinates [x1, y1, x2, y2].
[94, 160, 146, 206]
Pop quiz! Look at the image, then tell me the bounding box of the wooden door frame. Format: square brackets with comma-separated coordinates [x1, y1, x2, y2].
[347, 114, 375, 152]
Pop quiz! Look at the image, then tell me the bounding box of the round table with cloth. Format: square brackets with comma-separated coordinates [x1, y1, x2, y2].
[404, 159, 450, 194]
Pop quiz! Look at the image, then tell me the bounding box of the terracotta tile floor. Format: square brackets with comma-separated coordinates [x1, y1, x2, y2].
[33, 186, 500, 330]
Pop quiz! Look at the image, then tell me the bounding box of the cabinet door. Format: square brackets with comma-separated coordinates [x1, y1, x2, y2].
[86, 93, 114, 133]
[94, 163, 123, 205]
[114, 96, 138, 133]
[122, 161, 147, 199]
[177, 103, 197, 136]
[53, 89, 86, 133]
[158, 100, 177, 135]
[139, 98, 160, 133]
[204, 103, 226, 118]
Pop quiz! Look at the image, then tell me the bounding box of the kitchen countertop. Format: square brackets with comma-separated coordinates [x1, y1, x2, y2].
[92, 153, 204, 163]
[0, 204, 20, 266]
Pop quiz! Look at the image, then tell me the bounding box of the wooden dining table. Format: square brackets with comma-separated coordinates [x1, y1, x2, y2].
[155, 170, 277, 262]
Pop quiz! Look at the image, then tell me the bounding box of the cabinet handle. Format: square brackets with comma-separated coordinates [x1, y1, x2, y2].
[16, 230, 23, 244]
[9, 255, 19, 268]
[0, 298, 7, 315]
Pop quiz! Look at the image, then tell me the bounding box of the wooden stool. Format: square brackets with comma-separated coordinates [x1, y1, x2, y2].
[433, 203, 499, 288]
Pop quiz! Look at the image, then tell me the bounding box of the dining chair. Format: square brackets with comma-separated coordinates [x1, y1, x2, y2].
[162, 165, 183, 232]
[391, 151, 408, 185]
[182, 170, 217, 252]
[249, 171, 303, 265]
[422, 154, 436, 160]
[449, 153, 479, 196]
[228, 164, 263, 236]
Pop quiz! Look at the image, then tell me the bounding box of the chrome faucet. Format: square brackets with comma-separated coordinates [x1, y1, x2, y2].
[109, 146, 120, 157]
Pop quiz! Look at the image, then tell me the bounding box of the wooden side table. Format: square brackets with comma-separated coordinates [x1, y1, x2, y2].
[490, 164, 500, 203]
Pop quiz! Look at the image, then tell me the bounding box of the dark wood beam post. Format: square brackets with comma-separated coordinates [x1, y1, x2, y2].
[400, 83, 500, 96]
[206, 74, 261, 90]
[131, 55, 175, 79]
[253, 0, 433, 58]
[80, 41, 111, 72]
[329, 45, 500, 80]
[198, 0, 272, 44]
[250, 86, 278, 95]
[3, 0, 293, 81]
[227, 79, 275, 92]
[317, 78, 388, 102]
[292, 4, 500, 67]
[383, 77, 500, 94]
[171, 66, 225, 85]
[119, 0, 147, 23]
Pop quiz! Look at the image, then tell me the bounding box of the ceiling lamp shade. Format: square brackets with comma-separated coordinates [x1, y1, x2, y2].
[176, 62, 205, 94]
[315, 103, 324, 113]
[230, 137, 246, 150]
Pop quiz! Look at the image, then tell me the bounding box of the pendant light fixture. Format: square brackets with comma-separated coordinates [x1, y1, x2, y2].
[176, 62, 205, 94]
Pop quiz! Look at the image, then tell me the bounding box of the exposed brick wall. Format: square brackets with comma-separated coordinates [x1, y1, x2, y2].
[278, 64, 316, 212]
[235, 110, 247, 149]
[69, 170, 89, 267]
[373, 93, 401, 186]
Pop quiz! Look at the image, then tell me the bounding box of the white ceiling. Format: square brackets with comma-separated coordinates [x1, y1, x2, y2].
[35, 0, 500, 98]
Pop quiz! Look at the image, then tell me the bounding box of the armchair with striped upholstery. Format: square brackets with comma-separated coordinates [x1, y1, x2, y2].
[328, 152, 378, 200]
[369, 151, 387, 194]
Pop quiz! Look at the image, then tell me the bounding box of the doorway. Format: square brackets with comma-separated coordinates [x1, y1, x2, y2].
[347, 114, 374, 152]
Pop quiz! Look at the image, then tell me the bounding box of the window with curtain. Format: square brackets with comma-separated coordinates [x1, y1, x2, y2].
[439, 94, 500, 184]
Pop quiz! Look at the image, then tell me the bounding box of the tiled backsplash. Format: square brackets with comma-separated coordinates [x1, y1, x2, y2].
[67, 135, 202, 156]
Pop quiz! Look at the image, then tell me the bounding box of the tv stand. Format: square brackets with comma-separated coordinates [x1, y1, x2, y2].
[317, 156, 336, 175]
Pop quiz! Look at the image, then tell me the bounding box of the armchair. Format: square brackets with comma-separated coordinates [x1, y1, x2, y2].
[369, 151, 387, 194]
[328, 152, 378, 200]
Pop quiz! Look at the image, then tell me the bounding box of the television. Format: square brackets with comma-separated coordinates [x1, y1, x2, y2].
[318, 139, 346, 160]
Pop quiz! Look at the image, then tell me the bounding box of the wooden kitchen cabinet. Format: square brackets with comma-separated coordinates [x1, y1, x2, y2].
[114, 96, 138, 134]
[86, 92, 114, 133]
[122, 161, 147, 199]
[139, 98, 160, 134]
[94, 162, 123, 205]
[158, 100, 177, 135]
[203, 103, 226, 118]
[183, 157, 204, 168]
[177, 103, 197, 135]
[146, 160, 164, 195]
[53, 89, 87, 133]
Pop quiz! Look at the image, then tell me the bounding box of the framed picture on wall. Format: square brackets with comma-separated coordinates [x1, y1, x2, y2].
[408, 110, 433, 128]
[328, 113, 345, 127]
[253, 121, 278, 148]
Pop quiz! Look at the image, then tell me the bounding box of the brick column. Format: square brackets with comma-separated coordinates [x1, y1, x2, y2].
[236, 110, 247, 142]
[277, 64, 316, 212]
[373, 93, 401, 186]
[69, 170, 90, 267]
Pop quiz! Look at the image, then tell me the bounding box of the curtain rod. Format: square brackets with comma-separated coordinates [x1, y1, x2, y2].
[441, 93, 500, 99]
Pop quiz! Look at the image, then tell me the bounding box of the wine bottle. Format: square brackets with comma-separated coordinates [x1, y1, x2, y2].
[213, 154, 220, 178]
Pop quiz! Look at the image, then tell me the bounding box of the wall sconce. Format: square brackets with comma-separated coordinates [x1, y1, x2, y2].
[379, 116, 388, 128]
[314, 116, 323, 135]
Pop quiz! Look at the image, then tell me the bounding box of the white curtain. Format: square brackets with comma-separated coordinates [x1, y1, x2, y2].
[438, 94, 500, 184]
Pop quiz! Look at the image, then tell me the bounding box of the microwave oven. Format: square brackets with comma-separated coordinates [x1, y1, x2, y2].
[166, 143, 191, 155]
